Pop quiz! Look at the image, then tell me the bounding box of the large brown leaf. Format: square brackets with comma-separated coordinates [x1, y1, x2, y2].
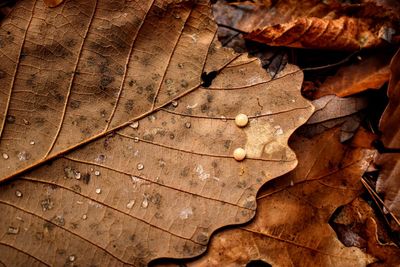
[375, 48, 400, 231]
[178, 129, 376, 267]
[0, 0, 314, 265]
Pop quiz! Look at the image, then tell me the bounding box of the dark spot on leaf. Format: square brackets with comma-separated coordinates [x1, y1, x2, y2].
[224, 140, 232, 149]
[100, 75, 114, 89]
[201, 71, 217, 87]
[180, 166, 190, 177]
[41, 198, 53, 211]
[70, 100, 81, 109]
[200, 103, 209, 113]
[82, 173, 91, 184]
[0, 70, 5, 79]
[43, 222, 55, 231]
[35, 231, 44, 240]
[143, 133, 154, 141]
[6, 115, 15, 124]
[71, 184, 81, 193]
[207, 93, 214, 103]
[125, 99, 134, 113]
[51, 215, 65, 226]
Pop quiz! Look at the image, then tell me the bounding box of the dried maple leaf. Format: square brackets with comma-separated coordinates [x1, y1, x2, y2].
[172, 129, 377, 267]
[374, 48, 400, 232]
[0, 0, 313, 265]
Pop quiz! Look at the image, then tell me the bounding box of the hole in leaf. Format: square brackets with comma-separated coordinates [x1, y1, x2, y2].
[246, 260, 272, 267]
[201, 71, 217, 87]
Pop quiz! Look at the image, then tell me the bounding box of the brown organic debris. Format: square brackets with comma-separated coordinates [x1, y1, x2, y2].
[375, 48, 400, 232]
[0, 0, 313, 265]
[179, 129, 377, 267]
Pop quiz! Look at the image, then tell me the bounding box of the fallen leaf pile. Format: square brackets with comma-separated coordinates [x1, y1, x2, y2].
[1, 0, 400, 266]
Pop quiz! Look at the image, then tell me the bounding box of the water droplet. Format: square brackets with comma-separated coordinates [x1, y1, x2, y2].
[141, 195, 149, 208]
[2, 153, 9, 160]
[137, 163, 144, 170]
[126, 200, 135, 209]
[274, 126, 284, 135]
[15, 190, 22, 197]
[23, 119, 30, 125]
[130, 121, 139, 129]
[95, 188, 101, 194]
[94, 170, 100, 176]
[179, 207, 193, 219]
[235, 114, 249, 127]
[221, 116, 227, 122]
[171, 100, 178, 107]
[7, 226, 19, 235]
[134, 137, 139, 143]
[82, 214, 87, 220]
[74, 171, 81, 180]
[17, 151, 28, 161]
[185, 122, 191, 128]
[178, 63, 184, 69]
[29, 140, 35, 145]
[233, 148, 246, 161]
[69, 255, 76, 262]
[6, 115, 15, 123]
[290, 180, 294, 186]
[95, 154, 106, 163]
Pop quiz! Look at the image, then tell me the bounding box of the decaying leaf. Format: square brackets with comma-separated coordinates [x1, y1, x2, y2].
[247, 17, 383, 51]
[176, 129, 377, 267]
[304, 95, 367, 141]
[214, 0, 399, 51]
[43, 0, 64, 8]
[331, 197, 400, 266]
[313, 53, 392, 98]
[0, 0, 314, 265]
[375, 48, 400, 231]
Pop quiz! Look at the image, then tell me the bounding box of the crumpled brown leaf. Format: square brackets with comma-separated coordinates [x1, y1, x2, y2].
[312, 53, 392, 98]
[214, 0, 399, 51]
[303, 95, 368, 142]
[0, 0, 314, 265]
[174, 128, 377, 267]
[247, 17, 383, 51]
[375, 48, 400, 232]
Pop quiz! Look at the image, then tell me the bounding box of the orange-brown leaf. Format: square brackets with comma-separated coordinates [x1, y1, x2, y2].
[179, 129, 377, 266]
[246, 17, 383, 51]
[315, 53, 392, 98]
[0, 0, 314, 265]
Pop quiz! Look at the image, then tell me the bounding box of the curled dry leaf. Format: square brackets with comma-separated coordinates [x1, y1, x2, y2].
[331, 197, 400, 266]
[214, 0, 399, 51]
[304, 95, 368, 141]
[365, 217, 400, 267]
[178, 129, 377, 267]
[0, 0, 314, 265]
[42, 0, 64, 8]
[375, 48, 400, 231]
[313, 53, 392, 98]
[246, 17, 383, 51]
